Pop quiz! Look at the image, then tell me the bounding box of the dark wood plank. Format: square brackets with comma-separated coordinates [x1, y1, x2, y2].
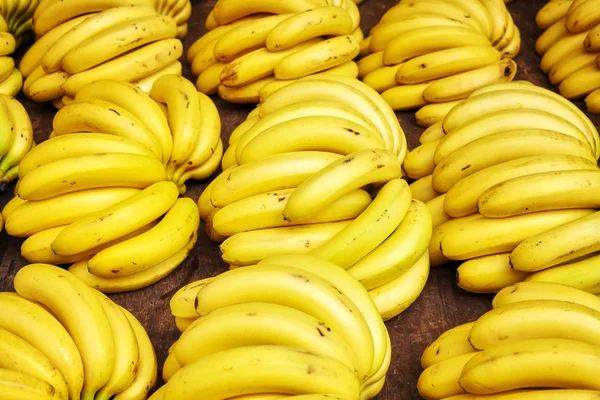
[1, 0, 599, 398]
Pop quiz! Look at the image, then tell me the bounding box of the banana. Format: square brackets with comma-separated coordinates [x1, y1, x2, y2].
[237, 116, 384, 165]
[440, 209, 595, 260]
[383, 26, 491, 66]
[162, 352, 180, 382]
[310, 178, 410, 268]
[24, 69, 66, 102]
[0, 94, 13, 161]
[212, 188, 370, 236]
[460, 338, 600, 393]
[558, 63, 600, 99]
[540, 30, 589, 73]
[218, 75, 277, 103]
[169, 278, 213, 319]
[194, 263, 374, 378]
[445, 154, 598, 218]
[0, 327, 69, 400]
[113, 306, 158, 400]
[74, 80, 172, 165]
[220, 220, 350, 265]
[548, 47, 598, 85]
[429, 214, 483, 267]
[195, 62, 226, 95]
[70, 231, 197, 293]
[175, 138, 223, 186]
[565, 0, 600, 33]
[0, 94, 33, 175]
[61, 38, 183, 97]
[585, 87, 600, 113]
[266, 6, 354, 52]
[5, 187, 140, 237]
[14, 264, 115, 400]
[369, 15, 471, 53]
[284, 149, 401, 222]
[347, 199, 432, 289]
[493, 281, 600, 312]
[174, 317, 196, 333]
[435, 108, 593, 164]
[368, 250, 430, 321]
[380, 83, 429, 111]
[0, 67, 22, 97]
[40, 6, 158, 74]
[0, 293, 84, 400]
[133, 60, 183, 93]
[525, 254, 600, 294]
[53, 99, 163, 160]
[415, 100, 462, 128]
[584, 22, 600, 51]
[500, 24, 521, 59]
[172, 302, 361, 378]
[420, 321, 477, 369]
[17, 153, 166, 201]
[87, 197, 198, 278]
[210, 151, 342, 208]
[0, 31, 15, 56]
[163, 345, 360, 399]
[431, 129, 596, 194]
[510, 209, 600, 272]
[357, 51, 384, 78]
[197, 169, 224, 221]
[536, 0, 573, 29]
[211, 0, 322, 26]
[417, 352, 480, 399]
[1, 194, 26, 221]
[273, 28, 362, 80]
[0, 56, 14, 82]
[92, 292, 139, 400]
[403, 139, 441, 180]
[409, 175, 439, 203]
[51, 181, 178, 255]
[61, 14, 177, 74]
[187, 17, 254, 63]
[536, 17, 569, 55]
[444, 390, 600, 399]
[426, 194, 452, 229]
[362, 64, 401, 93]
[214, 14, 292, 63]
[480, 0, 510, 45]
[0, 368, 62, 400]
[422, 58, 517, 103]
[419, 122, 446, 144]
[396, 45, 501, 85]
[457, 253, 529, 294]
[19, 133, 156, 178]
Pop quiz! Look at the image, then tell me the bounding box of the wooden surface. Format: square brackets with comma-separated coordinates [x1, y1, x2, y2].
[1, 0, 598, 398]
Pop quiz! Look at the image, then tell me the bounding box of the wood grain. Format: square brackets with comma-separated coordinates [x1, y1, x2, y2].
[1, 0, 599, 398]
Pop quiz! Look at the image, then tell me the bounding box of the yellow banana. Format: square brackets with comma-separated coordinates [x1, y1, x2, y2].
[536, 0, 573, 29]
[362, 64, 401, 93]
[380, 83, 429, 111]
[419, 122, 446, 144]
[420, 321, 477, 369]
[409, 174, 439, 203]
[218, 75, 277, 103]
[457, 253, 530, 294]
[584, 22, 600, 51]
[0, 368, 62, 400]
[426, 194, 452, 229]
[195, 61, 226, 95]
[0, 94, 33, 175]
[132, 60, 183, 93]
[417, 352, 480, 399]
[540, 30, 589, 73]
[415, 100, 462, 128]
[565, 0, 600, 33]
[357, 51, 383, 78]
[403, 139, 440, 180]
[548, 47, 598, 85]
[493, 281, 600, 311]
[169, 278, 213, 319]
[211, 0, 322, 25]
[536, 17, 569, 55]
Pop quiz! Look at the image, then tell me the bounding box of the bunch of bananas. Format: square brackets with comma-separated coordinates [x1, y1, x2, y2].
[417, 281, 600, 399]
[1, 76, 222, 292]
[358, 0, 520, 126]
[0, 93, 34, 186]
[0, 0, 39, 95]
[405, 80, 600, 294]
[19, 0, 193, 106]
[164, 254, 391, 400]
[187, 0, 365, 103]
[536, 0, 600, 114]
[198, 75, 430, 319]
[1, 263, 157, 400]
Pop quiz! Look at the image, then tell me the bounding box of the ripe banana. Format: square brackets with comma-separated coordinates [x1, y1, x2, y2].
[584, 22, 600, 51]
[440, 208, 595, 260]
[357, 51, 384, 78]
[0, 94, 33, 176]
[417, 352, 479, 399]
[420, 321, 477, 369]
[403, 139, 440, 180]
[585, 87, 600, 113]
[524, 254, 600, 295]
[429, 213, 483, 267]
[536, 0, 572, 29]
[457, 253, 530, 294]
[541, 30, 590, 73]
[218, 75, 277, 103]
[133, 60, 183, 93]
[536, 17, 569, 55]
[219, 220, 350, 265]
[14, 263, 115, 400]
[17, 153, 167, 201]
[170, 278, 213, 319]
[415, 100, 462, 128]
[380, 83, 429, 111]
[211, 0, 321, 26]
[362, 64, 401, 93]
[421, 123, 448, 144]
[426, 194, 452, 229]
[493, 281, 600, 311]
[549, 47, 598, 85]
[0, 367, 62, 400]
[565, 0, 600, 33]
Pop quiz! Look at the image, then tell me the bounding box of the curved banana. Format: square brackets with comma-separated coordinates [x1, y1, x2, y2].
[74, 80, 172, 165]
[347, 199, 432, 290]
[415, 100, 462, 128]
[440, 208, 595, 260]
[0, 368, 61, 400]
[584, 22, 600, 51]
[456, 253, 530, 294]
[525, 254, 600, 295]
[585, 87, 600, 113]
[0, 31, 15, 56]
[540, 30, 590, 73]
[380, 83, 429, 111]
[548, 47, 597, 85]
[403, 139, 440, 180]
[132, 60, 183, 93]
[87, 197, 198, 278]
[309, 178, 411, 268]
[565, 0, 600, 33]
[17, 153, 166, 201]
[536, 17, 569, 55]
[169, 278, 213, 319]
[24, 69, 66, 102]
[417, 352, 479, 399]
[429, 214, 483, 267]
[420, 321, 477, 369]
[536, 0, 573, 29]
[212, 188, 370, 236]
[174, 138, 223, 186]
[362, 64, 401, 94]
[409, 174, 439, 203]
[218, 75, 277, 103]
[431, 129, 596, 194]
[14, 263, 115, 400]
[357, 51, 384, 78]
[510, 209, 600, 272]
[211, 0, 322, 25]
[283, 149, 402, 222]
[219, 220, 350, 265]
[1, 195, 26, 221]
[195, 62, 226, 94]
[493, 281, 600, 312]
[0, 94, 33, 176]
[426, 194, 452, 229]
[61, 38, 183, 97]
[368, 251, 430, 321]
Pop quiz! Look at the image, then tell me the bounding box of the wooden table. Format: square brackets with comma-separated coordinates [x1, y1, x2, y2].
[1, 0, 597, 398]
